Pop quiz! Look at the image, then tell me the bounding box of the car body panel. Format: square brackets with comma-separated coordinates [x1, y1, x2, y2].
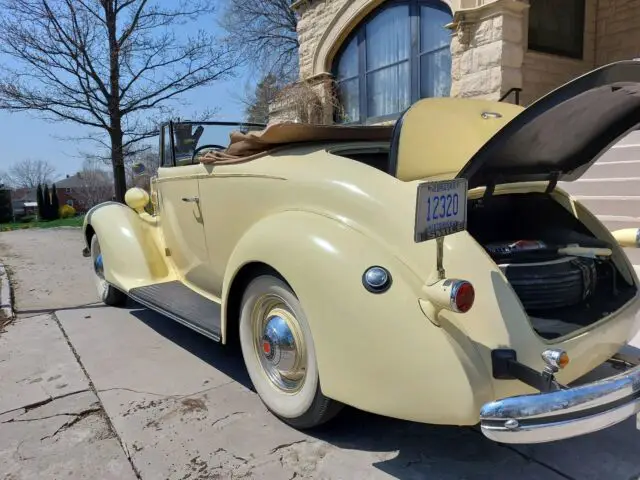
[457, 60, 640, 188]
[155, 163, 217, 295]
[83, 61, 640, 430]
[83, 202, 173, 289]
[391, 98, 524, 181]
[84, 163, 640, 425]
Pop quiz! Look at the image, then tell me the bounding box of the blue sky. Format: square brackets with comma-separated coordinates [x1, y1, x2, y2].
[0, 1, 253, 180]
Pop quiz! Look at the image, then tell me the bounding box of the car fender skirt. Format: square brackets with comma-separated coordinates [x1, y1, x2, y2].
[223, 211, 493, 425]
[84, 202, 169, 290]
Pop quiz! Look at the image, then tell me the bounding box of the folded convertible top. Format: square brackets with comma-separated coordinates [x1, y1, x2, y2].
[199, 122, 394, 164]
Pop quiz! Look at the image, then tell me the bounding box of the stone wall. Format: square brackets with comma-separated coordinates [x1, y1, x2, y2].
[282, 0, 640, 125]
[520, 0, 597, 106]
[450, 0, 528, 102]
[295, 0, 352, 79]
[595, 0, 640, 65]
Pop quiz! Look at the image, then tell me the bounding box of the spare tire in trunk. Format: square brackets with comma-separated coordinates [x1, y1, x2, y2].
[498, 256, 597, 310]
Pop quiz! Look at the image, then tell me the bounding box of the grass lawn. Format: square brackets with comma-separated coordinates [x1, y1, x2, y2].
[0, 216, 84, 232]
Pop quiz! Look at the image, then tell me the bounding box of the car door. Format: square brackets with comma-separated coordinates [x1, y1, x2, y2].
[156, 124, 217, 295]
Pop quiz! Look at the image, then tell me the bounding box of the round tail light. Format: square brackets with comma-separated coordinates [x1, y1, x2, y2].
[451, 281, 475, 313]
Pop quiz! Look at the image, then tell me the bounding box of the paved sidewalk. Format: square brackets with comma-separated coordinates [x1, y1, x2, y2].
[0, 313, 136, 479]
[1, 228, 640, 479]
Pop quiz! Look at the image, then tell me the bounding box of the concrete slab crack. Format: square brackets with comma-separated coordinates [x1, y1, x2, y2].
[2, 407, 97, 424]
[40, 407, 102, 441]
[98, 380, 235, 401]
[213, 447, 249, 464]
[0, 389, 91, 417]
[210, 411, 245, 428]
[268, 439, 308, 455]
[51, 312, 143, 480]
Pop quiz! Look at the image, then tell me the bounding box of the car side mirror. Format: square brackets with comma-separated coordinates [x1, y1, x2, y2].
[611, 228, 640, 248]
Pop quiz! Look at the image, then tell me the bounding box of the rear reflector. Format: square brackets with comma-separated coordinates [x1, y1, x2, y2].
[452, 281, 475, 313]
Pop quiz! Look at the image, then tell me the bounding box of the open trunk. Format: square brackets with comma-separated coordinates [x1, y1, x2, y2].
[466, 192, 637, 340]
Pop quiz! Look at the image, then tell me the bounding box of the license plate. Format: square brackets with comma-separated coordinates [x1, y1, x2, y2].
[414, 179, 468, 242]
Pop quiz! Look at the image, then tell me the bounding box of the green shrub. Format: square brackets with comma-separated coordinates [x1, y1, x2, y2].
[19, 216, 36, 223]
[59, 204, 76, 218]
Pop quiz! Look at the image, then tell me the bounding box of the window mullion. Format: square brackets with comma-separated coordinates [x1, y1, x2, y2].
[358, 28, 367, 124]
[410, 0, 420, 104]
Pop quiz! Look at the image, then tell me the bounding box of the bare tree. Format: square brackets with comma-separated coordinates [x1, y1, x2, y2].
[2, 159, 56, 189]
[72, 158, 115, 209]
[244, 73, 283, 123]
[221, 0, 299, 83]
[0, 0, 240, 202]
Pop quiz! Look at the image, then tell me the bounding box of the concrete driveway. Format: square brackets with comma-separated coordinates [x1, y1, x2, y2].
[1, 228, 639, 479]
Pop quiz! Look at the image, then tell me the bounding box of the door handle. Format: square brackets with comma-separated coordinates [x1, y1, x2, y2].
[181, 196, 199, 203]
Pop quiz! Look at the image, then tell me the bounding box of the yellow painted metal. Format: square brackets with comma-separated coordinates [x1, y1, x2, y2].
[83, 97, 640, 426]
[394, 98, 524, 181]
[611, 228, 640, 248]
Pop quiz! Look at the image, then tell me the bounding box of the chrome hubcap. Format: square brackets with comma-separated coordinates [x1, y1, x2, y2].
[94, 253, 104, 279]
[252, 296, 306, 393]
[91, 239, 106, 291]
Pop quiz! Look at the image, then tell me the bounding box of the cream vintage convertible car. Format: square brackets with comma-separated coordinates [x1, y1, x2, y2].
[83, 61, 640, 444]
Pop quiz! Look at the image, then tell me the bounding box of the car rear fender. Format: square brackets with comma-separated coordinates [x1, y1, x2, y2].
[222, 210, 494, 425]
[84, 202, 171, 291]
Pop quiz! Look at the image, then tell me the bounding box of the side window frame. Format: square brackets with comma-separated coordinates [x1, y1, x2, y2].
[159, 122, 176, 168]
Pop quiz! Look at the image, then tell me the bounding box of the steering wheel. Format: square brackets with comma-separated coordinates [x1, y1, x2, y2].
[192, 144, 226, 163]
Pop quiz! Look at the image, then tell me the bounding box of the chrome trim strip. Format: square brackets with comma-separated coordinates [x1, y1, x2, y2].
[480, 360, 640, 443]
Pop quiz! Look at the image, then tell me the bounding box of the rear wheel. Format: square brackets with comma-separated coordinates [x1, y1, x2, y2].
[239, 275, 342, 429]
[90, 235, 127, 307]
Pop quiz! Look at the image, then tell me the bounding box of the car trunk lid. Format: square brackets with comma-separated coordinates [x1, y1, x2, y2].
[391, 60, 640, 190]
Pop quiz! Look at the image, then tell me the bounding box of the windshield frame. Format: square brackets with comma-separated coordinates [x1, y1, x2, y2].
[159, 120, 267, 167]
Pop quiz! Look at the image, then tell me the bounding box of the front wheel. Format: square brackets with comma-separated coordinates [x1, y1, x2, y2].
[90, 234, 127, 307]
[239, 275, 342, 429]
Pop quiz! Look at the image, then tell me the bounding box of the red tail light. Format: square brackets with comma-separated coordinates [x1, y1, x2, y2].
[452, 281, 475, 313]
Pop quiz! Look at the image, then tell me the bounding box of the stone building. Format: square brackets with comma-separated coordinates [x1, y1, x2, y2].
[270, 0, 640, 124]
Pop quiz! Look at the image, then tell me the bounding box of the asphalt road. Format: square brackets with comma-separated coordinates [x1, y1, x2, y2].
[1, 228, 640, 479]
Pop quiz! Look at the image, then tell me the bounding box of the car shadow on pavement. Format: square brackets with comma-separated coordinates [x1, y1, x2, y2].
[128, 302, 253, 390]
[126, 300, 640, 480]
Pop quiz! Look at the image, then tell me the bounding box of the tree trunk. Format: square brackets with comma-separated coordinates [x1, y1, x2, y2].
[106, 1, 126, 203]
[110, 128, 127, 203]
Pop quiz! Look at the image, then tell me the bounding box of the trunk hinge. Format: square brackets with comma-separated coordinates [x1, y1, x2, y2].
[483, 180, 496, 200]
[546, 171, 560, 193]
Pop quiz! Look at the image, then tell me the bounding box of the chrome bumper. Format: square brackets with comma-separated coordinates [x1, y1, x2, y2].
[480, 350, 640, 444]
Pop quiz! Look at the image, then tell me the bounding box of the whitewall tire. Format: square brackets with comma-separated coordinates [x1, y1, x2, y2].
[239, 274, 342, 428]
[90, 235, 127, 307]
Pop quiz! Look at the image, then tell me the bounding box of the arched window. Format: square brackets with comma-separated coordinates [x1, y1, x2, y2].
[333, 0, 452, 124]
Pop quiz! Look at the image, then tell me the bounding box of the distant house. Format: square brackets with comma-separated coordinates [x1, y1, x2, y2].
[55, 172, 114, 213]
[11, 187, 38, 218]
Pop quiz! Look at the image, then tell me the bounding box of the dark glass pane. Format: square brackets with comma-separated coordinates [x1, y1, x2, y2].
[367, 61, 410, 118]
[366, 5, 410, 72]
[528, 0, 585, 58]
[420, 5, 452, 53]
[162, 125, 172, 167]
[336, 78, 360, 123]
[420, 47, 452, 98]
[336, 36, 359, 81]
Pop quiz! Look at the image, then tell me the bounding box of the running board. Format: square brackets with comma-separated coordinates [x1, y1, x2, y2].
[129, 281, 222, 342]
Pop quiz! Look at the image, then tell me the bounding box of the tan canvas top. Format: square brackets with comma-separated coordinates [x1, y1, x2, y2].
[200, 122, 394, 164]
